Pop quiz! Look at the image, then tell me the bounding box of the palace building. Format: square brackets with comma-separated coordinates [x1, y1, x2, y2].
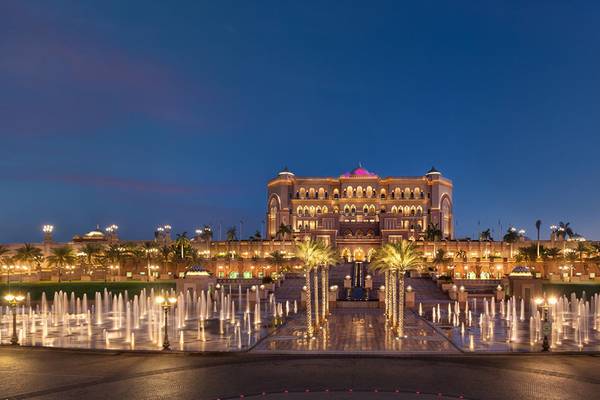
[266, 165, 453, 261]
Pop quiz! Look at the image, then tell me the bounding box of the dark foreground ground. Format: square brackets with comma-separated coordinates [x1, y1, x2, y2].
[1, 347, 599, 400]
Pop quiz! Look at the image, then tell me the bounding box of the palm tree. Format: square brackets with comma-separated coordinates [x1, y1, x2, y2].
[174, 232, 191, 259]
[479, 229, 492, 241]
[370, 240, 422, 337]
[128, 246, 146, 275]
[276, 223, 292, 241]
[226, 227, 237, 242]
[535, 220, 542, 258]
[104, 244, 126, 282]
[269, 250, 287, 274]
[0, 245, 12, 283]
[81, 243, 104, 275]
[46, 246, 76, 282]
[424, 223, 443, 241]
[159, 245, 172, 276]
[556, 221, 575, 240]
[316, 243, 339, 321]
[141, 241, 157, 281]
[432, 249, 450, 274]
[15, 243, 43, 275]
[295, 239, 323, 337]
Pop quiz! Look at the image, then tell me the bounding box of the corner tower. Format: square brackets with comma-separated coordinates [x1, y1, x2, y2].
[266, 167, 295, 238]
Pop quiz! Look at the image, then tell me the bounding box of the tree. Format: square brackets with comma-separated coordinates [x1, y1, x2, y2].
[424, 223, 443, 241]
[276, 223, 292, 240]
[81, 243, 104, 274]
[14, 243, 43, 274]
[503, 228, 520, 243]
[159, 245, 172, 275]
[226, 227, 237, 241]
[535, 220, 542, 258]
[269, 250, 287, 274]
[316, 243, 340, 321]
[432, 249, 451, 274]
[479, 229, 492, 241]
[140, 241, 158, 281]
[295, 239, 323, 337]
[174, 232, 191, 259]
[249, 230, 262, 241]
[370, 240, 422, 337]
[0, 245, 12, 283]
[46, 246, 76, 282]
[199, 225, 213, 242]
[555, 222, 575, 240]
[455, 249, 467, 262]
[104, 244, 126, 282]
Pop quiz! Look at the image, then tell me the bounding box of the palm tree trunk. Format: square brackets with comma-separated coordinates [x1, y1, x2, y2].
[398, 272, 405, 337]
[321, 266, 327, 321]
[305, 268, 313, 337]
[313, 265, 319, 327]
[392, 269, 398, 329]
[385, 270, 391, 320]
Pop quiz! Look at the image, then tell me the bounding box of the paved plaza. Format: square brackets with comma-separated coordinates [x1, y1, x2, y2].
[254, 308, 458, 354]
[1, 347, 600, 399]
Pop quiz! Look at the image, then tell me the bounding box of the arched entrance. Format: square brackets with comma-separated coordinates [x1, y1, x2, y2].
[353, 248, 365, 262]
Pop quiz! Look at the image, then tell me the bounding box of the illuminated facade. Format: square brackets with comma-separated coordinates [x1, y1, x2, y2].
[266, 165, 453, 261]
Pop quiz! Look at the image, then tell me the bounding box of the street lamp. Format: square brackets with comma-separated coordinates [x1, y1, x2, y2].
[534, 296, 557, 352]
[155, 295, 177, 350]
[4, 293, 25, 345]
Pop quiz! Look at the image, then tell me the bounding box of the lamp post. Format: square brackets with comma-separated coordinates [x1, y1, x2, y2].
[534, 296, 557, 352]
[4, 293, 25, 345]
[155, 295, 177, 350]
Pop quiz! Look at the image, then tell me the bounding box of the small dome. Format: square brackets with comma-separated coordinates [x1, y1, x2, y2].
[426, 166, 441, 176]
[85, 225, 105, 238]
[342, 164, 377, 177]
[278, 166, 294, 177]
[509, 265, 532, 277]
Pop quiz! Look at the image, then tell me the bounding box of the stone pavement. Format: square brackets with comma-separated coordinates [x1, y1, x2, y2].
[252, 308, 458, 354]
[1, 347, 599, 400]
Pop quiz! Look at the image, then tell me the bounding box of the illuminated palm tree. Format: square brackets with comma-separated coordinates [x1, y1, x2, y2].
[370, 240, 422, 337]
[0, 245, 12, 283]
[432, 249, 451, 274]
[295, 239, 322, 337]
[15, 243, 43, 274]
[316, 243, 340, 320]
[269, 250, 287, 274]
[81, 243, 104, 274]
[46, 246, 77, 282]
[159, 245, 172, 275]
[535, 220, 542, 258]
[140, 241, 158, 281]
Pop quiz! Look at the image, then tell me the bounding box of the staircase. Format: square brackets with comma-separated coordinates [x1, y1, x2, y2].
[274, 275, 305, 303]
[405, 277, 448, 303]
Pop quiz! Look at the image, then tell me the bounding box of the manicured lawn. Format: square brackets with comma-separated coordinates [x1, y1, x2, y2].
[543, 282, 600, 298]
[0, 281, 176, 301]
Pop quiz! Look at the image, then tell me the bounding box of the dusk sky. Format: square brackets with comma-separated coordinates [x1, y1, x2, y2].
[1, 1, 599, 243]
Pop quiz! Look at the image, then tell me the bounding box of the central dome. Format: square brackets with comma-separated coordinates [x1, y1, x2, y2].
[342, 164, 377, 177]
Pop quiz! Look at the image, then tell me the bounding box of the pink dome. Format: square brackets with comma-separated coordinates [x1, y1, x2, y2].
[342, 165, 377, 177]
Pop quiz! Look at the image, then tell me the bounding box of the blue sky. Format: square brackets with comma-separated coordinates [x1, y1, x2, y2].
[1, 1, 599, 242]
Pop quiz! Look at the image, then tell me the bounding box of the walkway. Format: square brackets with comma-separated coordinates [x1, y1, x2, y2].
[253, 308, 457, 354]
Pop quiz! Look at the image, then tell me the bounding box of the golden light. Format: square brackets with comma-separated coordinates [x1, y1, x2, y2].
[4, 294, 15, 302]
[534, 297, 543, 305]
[167, 296, 177, 304]
[548, 297, 557, 305]
[155, 295, 165, 305]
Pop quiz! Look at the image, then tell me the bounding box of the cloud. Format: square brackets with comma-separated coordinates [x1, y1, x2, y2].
[0, 2, 206, 136]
